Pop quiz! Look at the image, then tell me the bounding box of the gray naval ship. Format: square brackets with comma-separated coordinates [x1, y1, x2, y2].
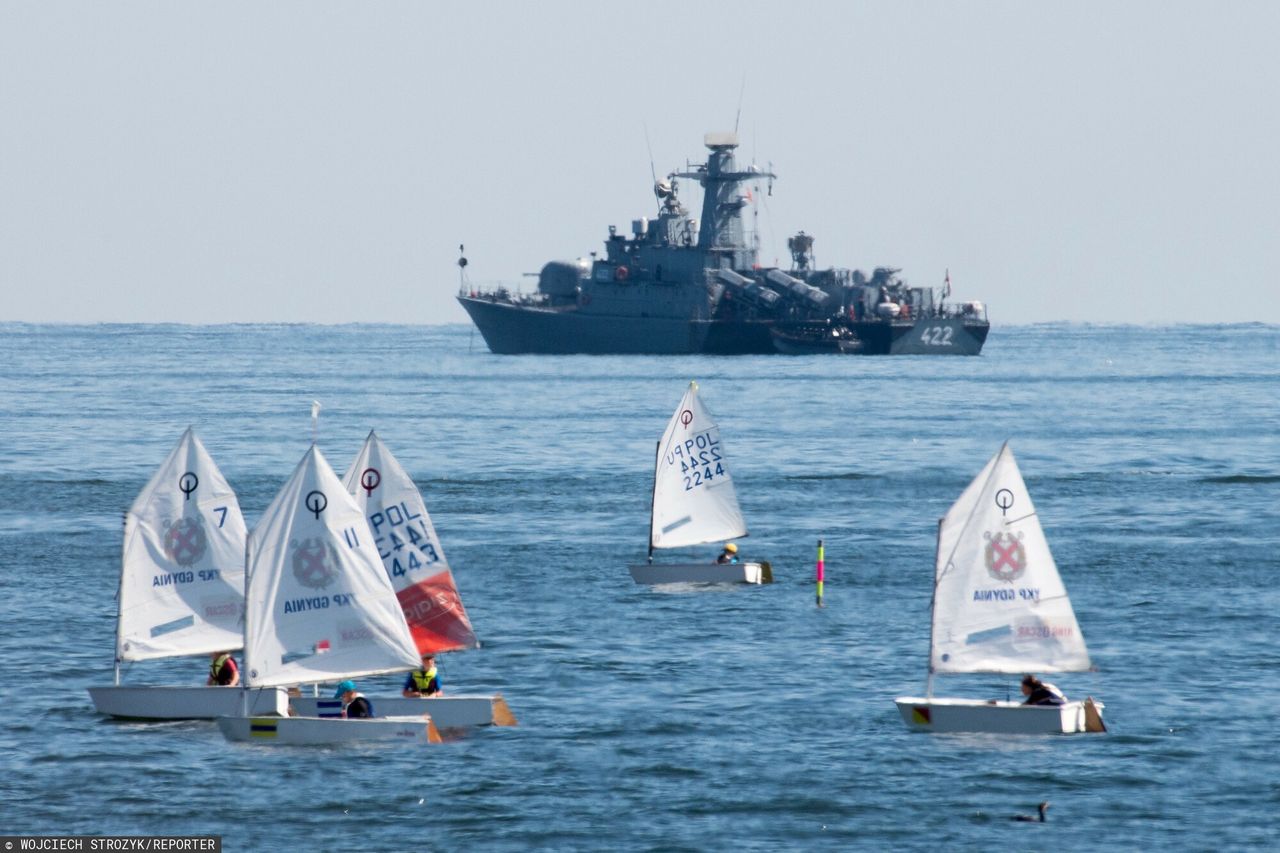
[458, 132, 989, 355]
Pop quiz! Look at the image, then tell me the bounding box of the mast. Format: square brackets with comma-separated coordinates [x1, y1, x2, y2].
[239, 530, 252, 715]
[646, 439, 659, 564]
[925, 517, 943, 699]
[113, 510, 127, 686]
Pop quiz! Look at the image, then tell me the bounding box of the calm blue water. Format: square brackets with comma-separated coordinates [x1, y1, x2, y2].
[1, 323, 1277, 850]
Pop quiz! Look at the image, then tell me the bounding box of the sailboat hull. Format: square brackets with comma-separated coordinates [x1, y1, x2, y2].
[628, 561, 772, 585]
[217, 714, 440, 745]
[894, 696, 1105, 734]
[289, 694, 517, 728]
[87, 685, 288, 720]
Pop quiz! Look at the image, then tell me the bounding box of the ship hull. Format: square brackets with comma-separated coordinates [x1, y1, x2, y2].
[863, 316, 989, 356]
[459, 297, 708, 354]
[459, 297, 987, 356]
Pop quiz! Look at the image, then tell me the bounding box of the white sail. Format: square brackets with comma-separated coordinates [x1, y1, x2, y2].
[650, 381, 747, 550]
[116, 428, 246, 662]
[342, 431, 479, 654]
[930, 442, 1091, 674]
[243, 445, 420, 689]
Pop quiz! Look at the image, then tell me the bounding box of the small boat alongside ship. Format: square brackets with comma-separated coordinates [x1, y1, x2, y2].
[768, 321, 864, 355]
[458, 132, 989, 355]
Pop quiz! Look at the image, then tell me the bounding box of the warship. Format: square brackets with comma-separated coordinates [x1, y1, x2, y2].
[457, 133, 989, 355]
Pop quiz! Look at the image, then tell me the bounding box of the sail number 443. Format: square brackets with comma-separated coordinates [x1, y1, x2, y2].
[366, 501, 442, 577]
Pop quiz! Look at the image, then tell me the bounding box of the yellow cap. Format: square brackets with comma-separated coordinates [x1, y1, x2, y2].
[724, 543, 738, 553]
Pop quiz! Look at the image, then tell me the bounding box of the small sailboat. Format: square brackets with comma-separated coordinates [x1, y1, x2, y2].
[88, 428, 286, 719]
[895, 442, 1105, 734]
[288, 431, 517, 728]
[628, 381, 772, 585]
[217, 444, 439, 745]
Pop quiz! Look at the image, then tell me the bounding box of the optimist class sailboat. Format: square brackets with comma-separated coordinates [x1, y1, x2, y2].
[87, 428, 286, 719]
[288, 431, 517, 728]
[217, 444, 439, 745]
[628, 381, 772, 585]
[894, 442, 1105, 734]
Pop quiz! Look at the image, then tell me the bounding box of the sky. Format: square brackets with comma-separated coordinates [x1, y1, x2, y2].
[2, 1, 1278, 325]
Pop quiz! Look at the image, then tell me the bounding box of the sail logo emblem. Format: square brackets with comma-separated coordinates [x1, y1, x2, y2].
[291, 537, 339, 590]
[360, 468, 381, 496]
[983, 531, 1027, 582]
[305, 490, 328, 519]
[162, 517, 207, 567]
[679, 409, 693, 429]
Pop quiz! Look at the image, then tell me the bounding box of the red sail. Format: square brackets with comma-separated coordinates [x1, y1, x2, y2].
[394, 569, 479, 655]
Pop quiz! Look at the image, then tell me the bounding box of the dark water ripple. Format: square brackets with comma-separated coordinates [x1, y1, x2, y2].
[0, 323, 1277, 849]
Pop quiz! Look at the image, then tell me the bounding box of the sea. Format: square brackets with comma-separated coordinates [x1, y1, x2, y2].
[0, 322, 1277, 851]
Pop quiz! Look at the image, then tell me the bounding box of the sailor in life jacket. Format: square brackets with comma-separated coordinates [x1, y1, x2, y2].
[715, 542, 739, 565]
[335, 680, 374, 718]
[206, 651, 239, 687]
[1020, 674, 1067, 706]
[402, 654, 442, 698]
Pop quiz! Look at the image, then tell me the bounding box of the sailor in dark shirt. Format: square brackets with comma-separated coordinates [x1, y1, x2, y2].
[334, 679, 375, 718]
[715, 542, 739, 564]
[1021, 674, 1067, 706]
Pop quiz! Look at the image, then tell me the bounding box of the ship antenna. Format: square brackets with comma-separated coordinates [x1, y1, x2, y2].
[752, 181, 760, 261]
[645, 123, 667, 212]
[734, 75, 746, 135]
[644, 123, 658, 185]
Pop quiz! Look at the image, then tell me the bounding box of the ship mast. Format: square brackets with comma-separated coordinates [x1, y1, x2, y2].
[674, 133, 774, 269]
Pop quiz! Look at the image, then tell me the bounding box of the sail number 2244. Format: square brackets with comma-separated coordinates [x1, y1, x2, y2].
[666, 431, 727, 492]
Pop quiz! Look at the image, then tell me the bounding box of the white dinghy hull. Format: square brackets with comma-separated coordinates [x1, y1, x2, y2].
[217, 715, 440, 745]
[895, 696, 1105, 735]
[87, 685, 288, 720]
[628, 561, 772, 585]
[289, 694, 517, 728]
